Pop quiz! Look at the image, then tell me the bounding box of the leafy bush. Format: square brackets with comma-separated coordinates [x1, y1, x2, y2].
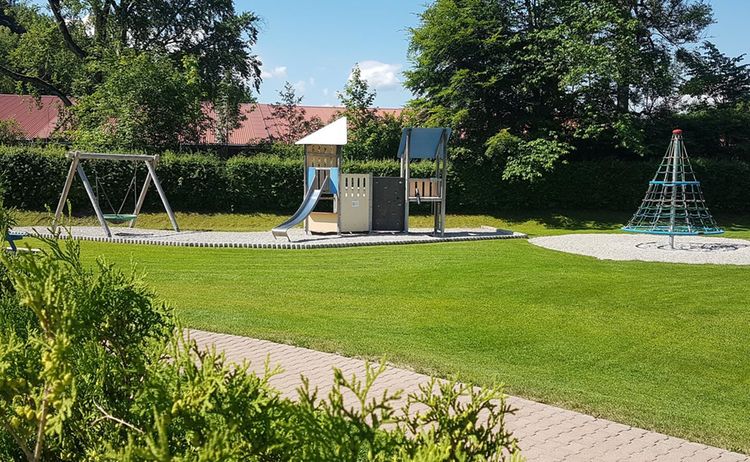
[484, 130, 572, 183]
[151, 153, 228, 212]
[71, 53, 207, 152]
[226, 155, 302, 212]
[0, 120, 26, 145]
[0, 234, 522, 461]
[1, 145, 749, 214]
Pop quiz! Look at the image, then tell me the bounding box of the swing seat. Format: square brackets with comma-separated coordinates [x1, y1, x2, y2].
[103, 213, 137, 224]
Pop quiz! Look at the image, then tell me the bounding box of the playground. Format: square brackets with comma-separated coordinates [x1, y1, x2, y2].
[29, 118, 531, 248]
[4, 126, 750, 456]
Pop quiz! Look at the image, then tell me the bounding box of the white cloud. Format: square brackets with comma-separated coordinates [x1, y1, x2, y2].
[261, 66, 288, 79]
[355, 60, 401, 90]
[292, 80, 306, 93]
[308, 77, 316, 87]
[322, 88, 329, 96]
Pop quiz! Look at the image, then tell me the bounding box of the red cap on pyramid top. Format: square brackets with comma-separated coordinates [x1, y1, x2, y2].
[672, 128, 682, 135]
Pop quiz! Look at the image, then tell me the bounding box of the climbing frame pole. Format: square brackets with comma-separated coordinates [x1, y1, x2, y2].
[402, 128, 411, 233]
[144, 159, 180, 232]
[52, 151, 80, 232]
[78, 162, 112, 238]
[438, 128, 448, 236]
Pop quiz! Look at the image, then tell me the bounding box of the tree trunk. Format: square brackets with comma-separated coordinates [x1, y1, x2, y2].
[616, 83, 630, 113]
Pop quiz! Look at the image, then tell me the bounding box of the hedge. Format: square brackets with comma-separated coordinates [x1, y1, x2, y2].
[1, 145, 748, 214]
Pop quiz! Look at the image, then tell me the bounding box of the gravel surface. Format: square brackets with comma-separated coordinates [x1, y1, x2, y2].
[530, 233, 750, 265]
[17, 226, 526, 249]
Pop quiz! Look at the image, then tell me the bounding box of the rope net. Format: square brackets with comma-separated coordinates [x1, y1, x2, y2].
[622, 130, 723, 236]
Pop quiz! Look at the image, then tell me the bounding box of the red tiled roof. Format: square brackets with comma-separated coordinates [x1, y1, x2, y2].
[0, 94, 402, 145]
[0, 94, 64, 139]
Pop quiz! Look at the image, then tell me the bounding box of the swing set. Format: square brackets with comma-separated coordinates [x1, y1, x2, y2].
[53, 151, 180, 238]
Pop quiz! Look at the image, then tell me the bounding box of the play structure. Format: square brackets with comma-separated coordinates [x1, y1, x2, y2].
[53, 151, 179, 238]
[5, 230, 26, 252]
[272, 118, 451, 240]
[622, 129, 723, 248]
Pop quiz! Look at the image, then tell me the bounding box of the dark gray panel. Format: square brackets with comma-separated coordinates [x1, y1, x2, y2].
[372, 177, 404, 231]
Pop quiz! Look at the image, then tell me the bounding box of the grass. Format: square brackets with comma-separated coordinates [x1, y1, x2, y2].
[11, 210, 750, 453]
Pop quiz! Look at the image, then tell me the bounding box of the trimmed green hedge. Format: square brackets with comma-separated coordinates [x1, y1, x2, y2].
[1, 145, 748, 214]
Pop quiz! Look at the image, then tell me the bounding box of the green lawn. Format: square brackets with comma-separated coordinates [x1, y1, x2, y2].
[12, 211, 750, 453]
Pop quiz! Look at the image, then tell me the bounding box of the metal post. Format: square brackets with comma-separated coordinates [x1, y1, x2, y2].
[52, 152, 80, 232]
[438, 129, 448, 236]
[129, 169, 152, 228]
[403, 128, 411, 233]
[304, 146, 309, 235]
[336, 147, 342, 236]
[440, 141, 448, 236]
[669, 134, 679, 249]
[144, 160, 180, 232]
[78, 164, 111, 238]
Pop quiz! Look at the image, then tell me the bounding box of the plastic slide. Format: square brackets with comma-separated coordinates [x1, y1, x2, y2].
[272, 177, 329, 240]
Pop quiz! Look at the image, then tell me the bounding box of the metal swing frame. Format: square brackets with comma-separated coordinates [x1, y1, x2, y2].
[53, 151, 180, 238]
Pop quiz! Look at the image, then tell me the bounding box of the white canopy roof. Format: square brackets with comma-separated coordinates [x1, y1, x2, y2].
[295, 117, 347, 145]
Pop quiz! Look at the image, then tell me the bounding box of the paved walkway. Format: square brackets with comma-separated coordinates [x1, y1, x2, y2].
[189, 329, 748, 462]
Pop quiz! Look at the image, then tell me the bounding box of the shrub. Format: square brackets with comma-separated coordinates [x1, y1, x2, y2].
[150, 152, 228, 212]
[0, 146, 71, 210]
[0, 120, 26, 145]
[1, 145, 748, 214]
[227, 155, 303, 212]
[0, 233, 521, 461]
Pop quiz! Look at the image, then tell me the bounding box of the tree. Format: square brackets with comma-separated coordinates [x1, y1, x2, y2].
[405, 0, 715, 176]
[337, 65, 377, 132]
[0, 118, 24, 144]
[677, 42, 750, 107]
[336, 65, 403, 160]
[70, 53, 207, 151]
[213, 71, 251, 145]
[267, 81, 323, 144]
[0, 0, 262, 106]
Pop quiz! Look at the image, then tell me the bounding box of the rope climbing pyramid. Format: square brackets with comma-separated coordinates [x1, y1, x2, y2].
[622, 129, 723, 249]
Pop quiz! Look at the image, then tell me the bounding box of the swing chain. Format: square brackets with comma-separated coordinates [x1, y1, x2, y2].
[92, 161, 139, 217]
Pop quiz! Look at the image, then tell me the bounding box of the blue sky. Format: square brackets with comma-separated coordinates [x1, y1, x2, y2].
[240, 0, 750, 108]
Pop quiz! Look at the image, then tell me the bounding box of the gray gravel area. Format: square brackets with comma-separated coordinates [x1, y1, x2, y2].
[17, 226, 526, 249]
[530, 233, 750, 265]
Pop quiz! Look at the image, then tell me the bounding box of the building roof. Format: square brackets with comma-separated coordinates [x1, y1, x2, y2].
[0, 94, 402, 145]
[0, 94, 64, 139]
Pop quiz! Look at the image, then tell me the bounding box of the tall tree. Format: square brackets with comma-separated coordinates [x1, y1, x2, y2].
[337, 65, 377, 132]
[0, 0, 262, 106]
[337, 65, 403, 160]
[405, 0, 714, 156]
[213, 71, 250, 145]
[677, 42, 750, 107]
[71, 53, 208, 150]
[267, 81, 322, 144]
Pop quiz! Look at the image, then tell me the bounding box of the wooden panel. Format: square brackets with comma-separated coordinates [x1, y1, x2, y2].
[340, 173, 371, 232]
[408, 178, 442, 199]
[308, 212, 338, 234]
[307, 144, 337, 155]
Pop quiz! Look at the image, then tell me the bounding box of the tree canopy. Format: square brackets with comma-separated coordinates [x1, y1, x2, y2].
[404, 0, 742, 179]
[0, 0, 262, 149]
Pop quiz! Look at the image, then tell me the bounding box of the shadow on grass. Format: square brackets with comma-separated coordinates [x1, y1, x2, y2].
[491, 209, 628, 232]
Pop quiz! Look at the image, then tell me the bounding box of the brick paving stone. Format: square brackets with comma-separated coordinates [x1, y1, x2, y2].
[188, 329, 749, 462]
